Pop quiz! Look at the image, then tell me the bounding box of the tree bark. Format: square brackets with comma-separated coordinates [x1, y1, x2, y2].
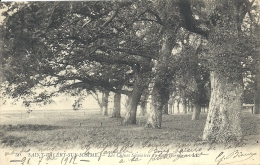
[192, 102, 201, 120]
[123, 57, 151, 124]
[145, 28, 175, 128]
[202, 0, 246, 142]
[111, 92, 121, 118]
[203, 71, 243, 142]
[123, 72, 144, 124]
[146, 83, 164, 128]
[124, 92, 140, 124]
[102, 91, 109, 116]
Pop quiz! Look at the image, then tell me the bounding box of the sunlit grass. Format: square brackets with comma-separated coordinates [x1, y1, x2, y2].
[0, 110, 259, 148]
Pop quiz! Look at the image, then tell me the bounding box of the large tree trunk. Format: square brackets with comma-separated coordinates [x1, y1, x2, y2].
[124, 92, 140, 124]
[191, 79, 206, 119]
[202, 0, 245, 142]
[145, 83, 164, 128]
[123, 72, 144, 124]
[123, 57, 151, 124]
[102, 91, 109, 116]
[145, 28, 175, 128]
[111, 93, 121, 118]
[123, 56, 152, 123]
[203, 71, 243, 142]
[192, 102, 201, 120]
[254, 60, 260, 114]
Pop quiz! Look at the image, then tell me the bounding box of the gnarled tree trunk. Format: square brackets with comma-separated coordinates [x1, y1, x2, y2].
[145, 28, 175, 128]
[203, 71, 243, 142]
[123, 58, 151, 124]
[146, 83, 164, 128]
[123, 72, 144, 124]
[111, 92, 121, 118]
[192, 102, 201, 120]
[202, 0, 246, 142]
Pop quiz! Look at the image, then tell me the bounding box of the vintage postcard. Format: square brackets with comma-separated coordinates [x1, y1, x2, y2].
[0, 0, 260, 165]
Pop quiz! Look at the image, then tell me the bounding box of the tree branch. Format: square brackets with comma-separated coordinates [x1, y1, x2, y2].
[50, 73, 132, 96]
[90, 91, 102, 106]
[178, 0, 209, 38]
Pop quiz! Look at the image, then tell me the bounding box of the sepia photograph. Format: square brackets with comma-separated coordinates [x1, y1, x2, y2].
[0, 0, 260, 164]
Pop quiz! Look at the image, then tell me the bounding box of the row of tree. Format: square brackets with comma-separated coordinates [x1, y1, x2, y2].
[0, 0, 259, 142]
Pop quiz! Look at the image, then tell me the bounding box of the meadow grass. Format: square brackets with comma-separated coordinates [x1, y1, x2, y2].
[0, 110, 259, 149]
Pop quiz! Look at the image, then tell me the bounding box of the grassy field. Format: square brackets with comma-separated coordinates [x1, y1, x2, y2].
[0, 109, 259, 149]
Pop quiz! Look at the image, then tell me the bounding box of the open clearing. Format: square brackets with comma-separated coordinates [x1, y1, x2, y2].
[0, 109, 259, 149]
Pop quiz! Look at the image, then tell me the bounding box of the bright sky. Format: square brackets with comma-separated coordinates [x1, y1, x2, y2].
[0, 95, 102, 111]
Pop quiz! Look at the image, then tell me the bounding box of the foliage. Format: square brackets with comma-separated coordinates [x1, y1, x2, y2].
[1, 0, 260, 118]
[1, 1, 157, 107]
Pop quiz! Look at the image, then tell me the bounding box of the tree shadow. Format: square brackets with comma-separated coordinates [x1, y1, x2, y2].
[0, 124, 62, 131]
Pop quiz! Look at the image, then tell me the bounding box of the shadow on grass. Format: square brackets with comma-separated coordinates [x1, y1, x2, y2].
[0, 124, 62, 147]
[0, 124, 62, 131]
[1, 135, 28, 147]
[0, 112, 259, 148]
